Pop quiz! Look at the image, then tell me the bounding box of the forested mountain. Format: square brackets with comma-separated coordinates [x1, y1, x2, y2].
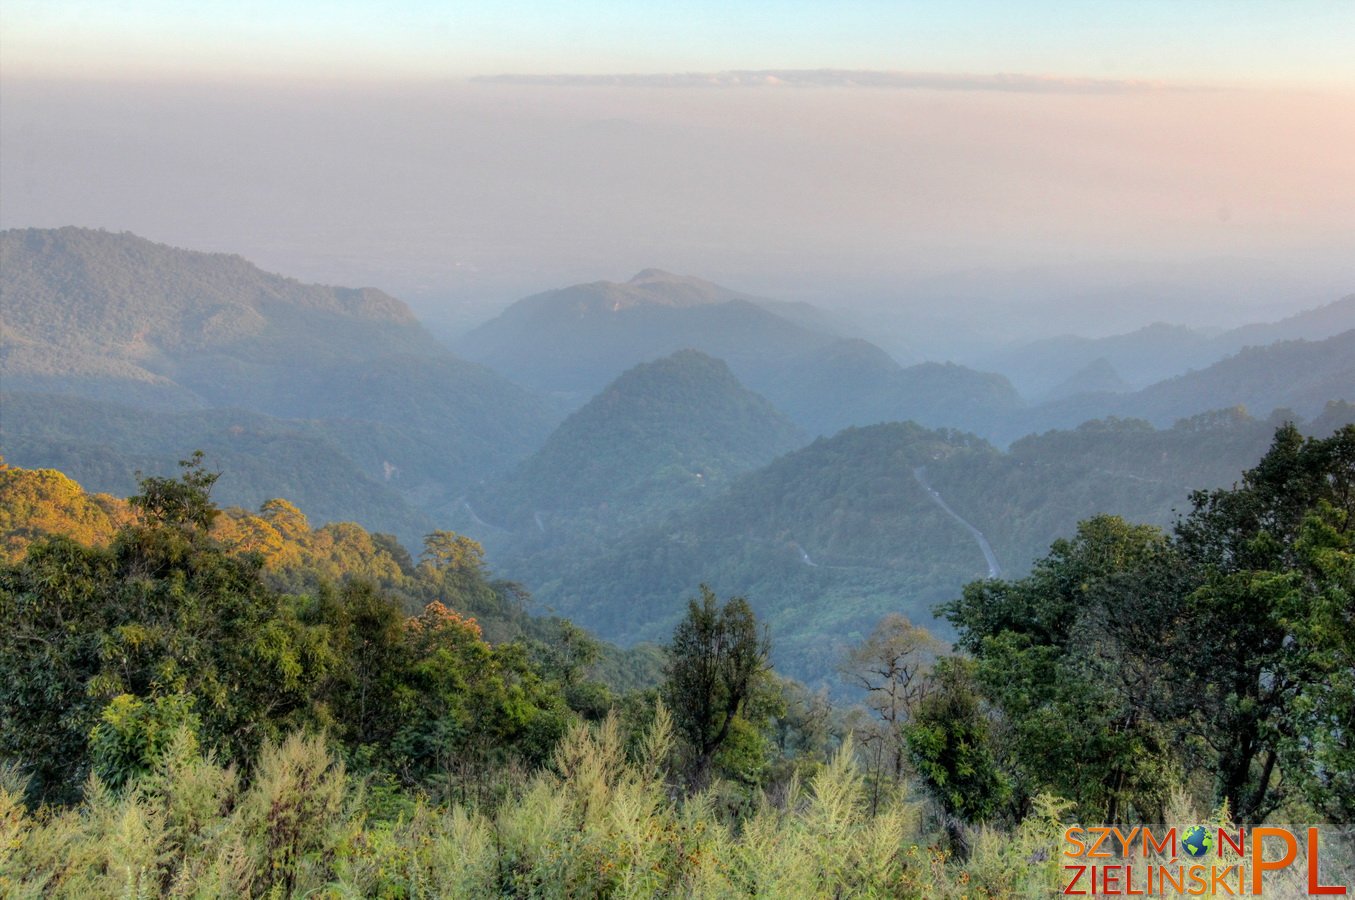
[457, 268, 1022, 436]
[514, 410, 1304, 686]
[0, 228, 561, 525]
[759, 340, 1022, 437]
[981, 294, 1355, 399]
[1018, 329, 1355, 439]
[456, 269, 841, 398]
[2, 227, 437, 407]
[1043, 357, 1130, 401]
[474, 350, 806, 528]
[0, 393, 436, 546]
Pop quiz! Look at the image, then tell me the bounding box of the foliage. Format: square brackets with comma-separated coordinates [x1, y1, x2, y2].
[936, 424, 1355, 825]
[0, 459, 606, 807]
[663, 586, 771, 787]
[0, 720, 1072, 898]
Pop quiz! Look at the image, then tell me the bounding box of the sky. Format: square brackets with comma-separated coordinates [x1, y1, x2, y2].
[5, 1, 1354, 86]
[2, 2, 1353, 336]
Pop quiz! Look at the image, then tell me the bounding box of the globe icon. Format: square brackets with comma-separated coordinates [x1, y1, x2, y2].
[1182, 826, 1213, 858]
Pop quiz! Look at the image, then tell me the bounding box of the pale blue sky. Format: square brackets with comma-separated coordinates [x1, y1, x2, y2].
[4, 1, 1353, 85]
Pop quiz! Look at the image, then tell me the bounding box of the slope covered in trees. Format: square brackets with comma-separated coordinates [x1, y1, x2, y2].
[5, 428, 1352, 897]
[518, 410, 1322, 686]
[979, 293, 1355, 398]
[457, 269, 1022, 437]
[0, 227, 562, 523]
[0, 393, 437, 547]
[474, 350, 806, 529]
[1014, 329, 1355, 440]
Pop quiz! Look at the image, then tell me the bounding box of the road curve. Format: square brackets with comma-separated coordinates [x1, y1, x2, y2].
[912, 467, 1002, 579]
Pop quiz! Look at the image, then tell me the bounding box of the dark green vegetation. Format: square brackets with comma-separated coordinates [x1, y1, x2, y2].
[511, 408, 1341, 687]
[931, 423, 1355, 827]
[0, 392, 436, 546]
[462, 351, 808, 608]
[475, 350, 805, 529]
[1, 227, 560, 538]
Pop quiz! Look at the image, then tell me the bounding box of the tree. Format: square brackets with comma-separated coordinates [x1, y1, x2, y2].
[938, 425, 1355, 824]
[0, 463, 331, 802]
[1165, 423, 1355, 821]
[942, 515, 1177, 822]
[905, 657, 1011, 849]
[840, 614, 943, 810]
[663, 586, 769, 787]
[129, 450, 220, 531]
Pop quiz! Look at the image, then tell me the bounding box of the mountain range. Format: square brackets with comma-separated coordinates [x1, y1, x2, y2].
[1, 227, 561, 540]
[4, 227, 1353, 687]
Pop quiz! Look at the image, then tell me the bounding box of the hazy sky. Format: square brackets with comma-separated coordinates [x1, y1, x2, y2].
[2, 2, 1353, 332]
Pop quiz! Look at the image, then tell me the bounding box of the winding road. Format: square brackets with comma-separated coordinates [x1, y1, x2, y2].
[455, 498, 511, 534]
[912, 467, 1002, 579]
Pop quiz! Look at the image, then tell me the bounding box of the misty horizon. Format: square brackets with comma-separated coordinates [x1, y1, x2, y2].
[3, 68, 1352, 345]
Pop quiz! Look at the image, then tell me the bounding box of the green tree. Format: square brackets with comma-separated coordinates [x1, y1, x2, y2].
[942, 515, 1176, 822]
[1168, 423, 1355, 821]
[0, 459, 331, 802]
[129, 450, 220, 531]
[663, 586, 769, 787]
[905, 657, 1010, 845]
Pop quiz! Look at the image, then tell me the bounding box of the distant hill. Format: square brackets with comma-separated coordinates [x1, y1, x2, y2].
[981, 294, 1355, 399]
[1123, 330, 1355, 424]
[981, 322, 1207, 398]
[0, 228, 561, 523]
[755, 339, 1021, 436]
[1044, 358, 1130, 401]
[1217, 294, 1355, 352]
[1019, 329, 1355, 438]
[476, 350, 806, 528]
[0, 392, 437, 548]
[1, 227, 437, 407]
[457, 269, 1022, 437]
[456, 269, 835, 398]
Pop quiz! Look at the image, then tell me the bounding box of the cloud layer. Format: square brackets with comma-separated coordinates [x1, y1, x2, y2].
[472, 69, 1202, 93]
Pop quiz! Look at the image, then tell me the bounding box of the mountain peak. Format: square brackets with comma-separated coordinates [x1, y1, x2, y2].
[478, 348, 804, 522]
[628, 268, 680, 283]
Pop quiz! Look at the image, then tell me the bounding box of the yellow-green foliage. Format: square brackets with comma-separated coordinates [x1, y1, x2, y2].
[0, 464, 130, 561]
[0, 462, 405, 586]
[3, 717, 1068, 899]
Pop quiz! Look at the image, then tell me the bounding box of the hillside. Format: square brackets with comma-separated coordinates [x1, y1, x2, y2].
[523, 423, 998, 682]
[0, 227, 561, 521]
[1019, 329, 1355, 438]
[458, 269, 1022, 437]
[980, 294, 1355, 399]
[476, 350, 806, 527]
[457, 269, 836, 398]
[0, 392, 438, 547]
[506, 411, 1304, 686]
[1, 227, 436, 405]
